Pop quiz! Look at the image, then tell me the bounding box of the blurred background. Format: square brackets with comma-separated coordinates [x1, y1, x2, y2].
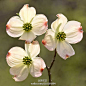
[0, 0, 86, 86]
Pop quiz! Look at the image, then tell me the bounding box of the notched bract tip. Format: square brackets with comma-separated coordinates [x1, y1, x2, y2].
[6, 25, 10, 30]
[6, 52, 11, 58]
[79, 26, 83, 33]
[42, 40, 46, 45]
[40, 68, 44, 72]
[25, 41, 30, 44]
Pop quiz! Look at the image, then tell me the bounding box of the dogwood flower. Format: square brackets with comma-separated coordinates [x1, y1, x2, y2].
[42, 14, 83, 60]
[6, 41, 46, 81]
[6, 4, 48, 42]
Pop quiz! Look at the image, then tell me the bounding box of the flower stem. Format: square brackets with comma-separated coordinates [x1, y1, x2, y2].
[46, 49, 57, 86]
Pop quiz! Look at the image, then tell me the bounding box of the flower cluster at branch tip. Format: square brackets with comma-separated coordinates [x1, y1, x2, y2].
[42, 14, 83, 60]
[6, 41, 46, 81]
[6, 4, 48, 42]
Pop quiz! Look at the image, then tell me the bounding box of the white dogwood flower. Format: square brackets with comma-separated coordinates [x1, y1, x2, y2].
[6, 41, 46, 81]
[6, 4, 48, 42]
[42, 14, 83, 60]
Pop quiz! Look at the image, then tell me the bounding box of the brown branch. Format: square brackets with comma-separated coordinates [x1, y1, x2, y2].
[46, 49, 57, 86]
[50, 49, 57, 69]
[38, 49, 57, 86]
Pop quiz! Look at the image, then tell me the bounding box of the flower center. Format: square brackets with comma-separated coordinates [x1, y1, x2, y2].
[23, 56, 32, 65]
[23, 23, 32, 32]
[56, 32, 66, 41]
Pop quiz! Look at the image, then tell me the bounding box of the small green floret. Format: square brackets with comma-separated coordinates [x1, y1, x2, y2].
[23, 23, 32, 32]
[56, 32, 66, 41]
[23, 56, 32, 65]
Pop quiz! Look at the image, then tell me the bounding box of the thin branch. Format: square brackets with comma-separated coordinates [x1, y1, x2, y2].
[50, 49, 57, 69]
[46, 66, 51, 86]
[46, 65, 49, 70]
[38, 49, 57, 86]
[46, 49, 57, 86]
